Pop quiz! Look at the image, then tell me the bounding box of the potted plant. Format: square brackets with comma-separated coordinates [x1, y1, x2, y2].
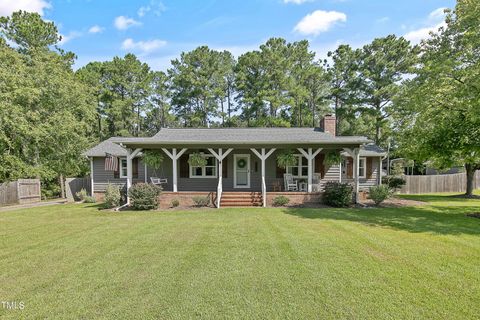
[143, 150, 164, 170]
[276, 150, 297, 169]
[323, 151, 342, 167]
[188, 152, 207, 167]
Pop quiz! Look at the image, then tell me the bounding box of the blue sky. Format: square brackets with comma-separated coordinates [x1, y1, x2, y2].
[1, 0, 455, 70]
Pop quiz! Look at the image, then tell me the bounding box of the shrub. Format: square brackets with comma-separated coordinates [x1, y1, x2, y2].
[83, 196, 96, 203]
[192, 196, 210, 207]
[75, 188, 88, 201]
[171, 199, 180, 208]
[369, 185, 391, 206]
[104, 184, 121, 208]
[323, 182, 353, 207]
[272, 195, 290, 207]
[129, 183, 162, 210]
[382, 176, 406, 191]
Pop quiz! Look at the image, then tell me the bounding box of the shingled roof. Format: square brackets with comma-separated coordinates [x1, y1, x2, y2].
[116, 127, 370, 146]
[83, 128, 385, 157]
[82, 137, 129, 157]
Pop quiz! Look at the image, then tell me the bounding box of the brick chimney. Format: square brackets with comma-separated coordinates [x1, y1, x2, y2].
[320, 114, 336, 136]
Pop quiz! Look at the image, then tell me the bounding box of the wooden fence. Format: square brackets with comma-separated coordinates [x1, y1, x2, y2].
[0, 179, 41, 206]
[66, 177, 91, 201]
[399, 171, 480, 194]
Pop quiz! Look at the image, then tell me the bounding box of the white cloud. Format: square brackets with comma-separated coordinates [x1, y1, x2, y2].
[114, 16, 141, 30]
[403, 7, 447, 44]
[58, 31, 82, 46]
[428, 7, 447, 21]
[376, 16, 389, 23]
[0, 0, 51, 16]
[121, 38, 167, 53]
[294, 10, 347, 36]
[137, 6, 149, 17]
[283, 0, 312, 4]
[88, 25, 104, 34]
[137, 1, 166, 17]
[404, 22, 445, 44]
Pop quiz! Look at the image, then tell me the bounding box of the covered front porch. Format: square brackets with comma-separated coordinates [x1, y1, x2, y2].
[121, 144, 367, 207]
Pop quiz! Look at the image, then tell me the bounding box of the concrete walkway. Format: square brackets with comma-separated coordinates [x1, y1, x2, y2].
[0, 199, 68, 212]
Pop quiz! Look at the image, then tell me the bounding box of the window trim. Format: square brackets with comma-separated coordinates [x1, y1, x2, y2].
[119, 158, 127, 178]
[358, 157, 366, 178]
[285, 154, 311, 179]
[189, 154, 218, 179]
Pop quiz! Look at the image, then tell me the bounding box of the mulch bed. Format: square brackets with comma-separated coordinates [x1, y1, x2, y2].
[359, 197, 427, 208]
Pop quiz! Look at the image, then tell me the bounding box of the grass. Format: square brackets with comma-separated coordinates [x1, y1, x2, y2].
[1, 192, 480, 319]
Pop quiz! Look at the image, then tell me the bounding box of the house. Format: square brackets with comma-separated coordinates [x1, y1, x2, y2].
[83, 115, 386, 208]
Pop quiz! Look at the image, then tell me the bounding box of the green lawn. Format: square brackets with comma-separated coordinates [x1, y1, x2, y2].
[1, 193, 480, 319]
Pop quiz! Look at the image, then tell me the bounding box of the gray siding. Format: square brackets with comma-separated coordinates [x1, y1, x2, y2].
[92, 157, 146, 192]
[92, 151, 380, 193]
[342, 156, 380, 190]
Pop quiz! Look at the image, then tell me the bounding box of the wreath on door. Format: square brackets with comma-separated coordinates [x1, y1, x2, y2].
[237, 158, 247, 168]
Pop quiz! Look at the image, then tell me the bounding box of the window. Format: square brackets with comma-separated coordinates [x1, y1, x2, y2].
[286, 155, 309, 178]
[120, 158, 127, 178]
[190, 154, 217, 178]
[359, 157, 366, 178]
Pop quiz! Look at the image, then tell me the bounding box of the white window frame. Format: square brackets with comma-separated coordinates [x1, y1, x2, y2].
[359, 157, 367, 178]
[120, 158, 128, 178]
[189, 154, 218, 179]
[286, 154, 310, 179]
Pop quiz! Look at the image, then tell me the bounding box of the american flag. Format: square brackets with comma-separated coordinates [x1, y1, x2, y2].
[104, 153, 118, 171]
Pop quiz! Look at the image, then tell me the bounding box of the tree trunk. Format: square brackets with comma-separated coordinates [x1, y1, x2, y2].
[59, 174, 65, 199]
[221, 99, 224, 126]
[465, 163, 477, 197]
[334, 96, 340, 135]
[227, 89, 231, 125]
[375, 103, 382, 145]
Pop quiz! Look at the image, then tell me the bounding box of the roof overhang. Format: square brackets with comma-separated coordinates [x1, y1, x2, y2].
[116, 140, 370, 150]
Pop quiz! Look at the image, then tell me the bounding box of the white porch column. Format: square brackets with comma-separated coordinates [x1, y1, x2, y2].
[208, 148, 233, 208]
[251, 148, 276, 207]
[297, 148, 322, 193]
[126, 148, 142, 204]
[144, 161, 147, 183]
[90, 157, 94, 196]
[162, 148, 187, 192]
[339, 159, 342, 183]
[343, 147, 361, 203]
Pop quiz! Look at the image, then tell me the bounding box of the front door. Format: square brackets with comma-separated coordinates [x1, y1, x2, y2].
[234, 154, 250, 188]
